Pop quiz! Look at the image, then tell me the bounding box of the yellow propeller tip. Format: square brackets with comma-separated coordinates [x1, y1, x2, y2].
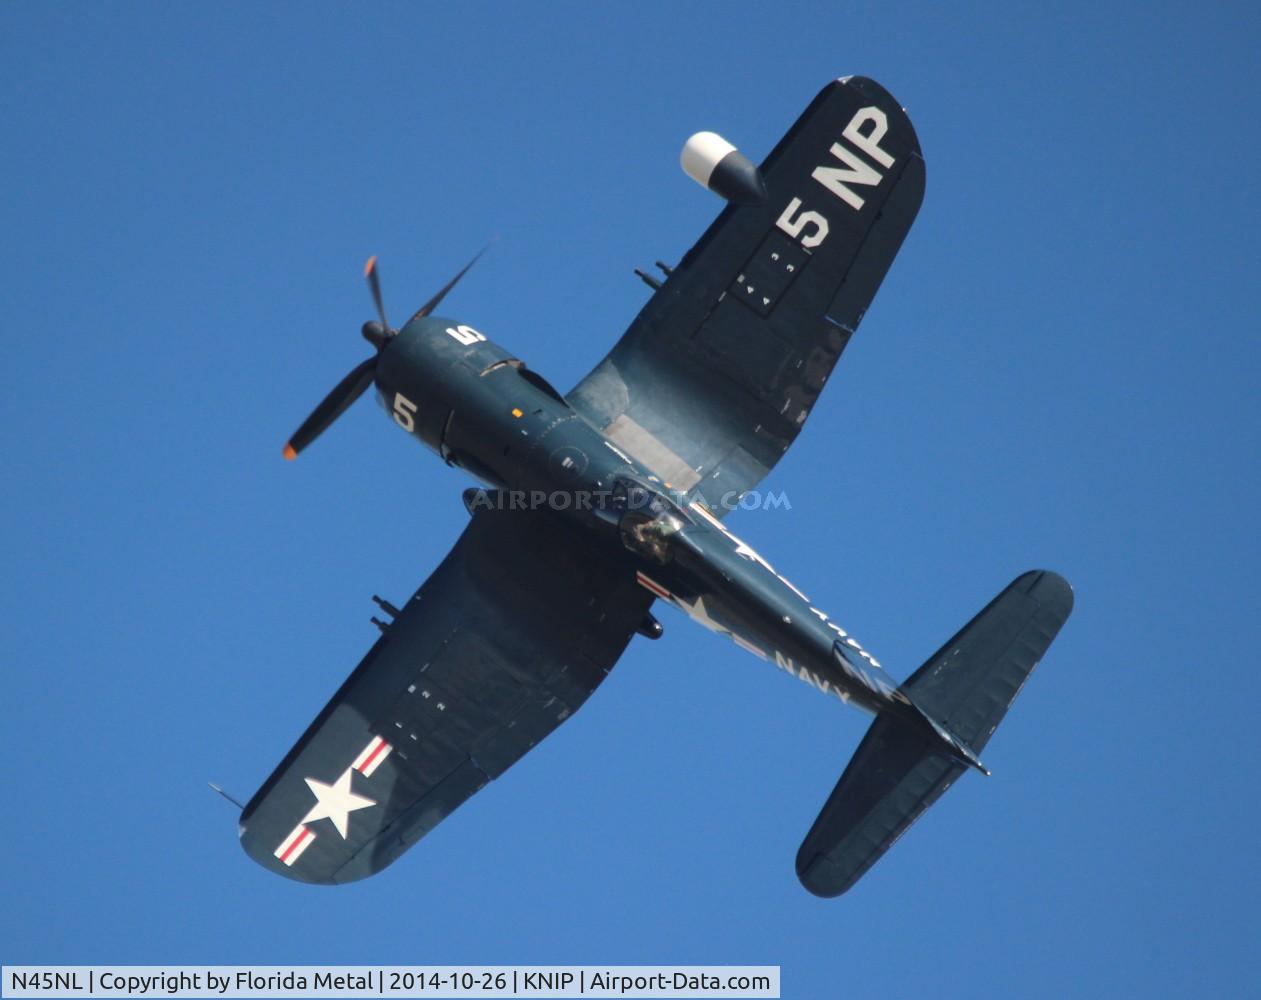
[363, 255, 377, 278]
[282, 443, 297, 461]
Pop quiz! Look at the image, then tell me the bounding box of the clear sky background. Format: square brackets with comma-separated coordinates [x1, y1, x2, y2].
[3, 3, 1259, 997]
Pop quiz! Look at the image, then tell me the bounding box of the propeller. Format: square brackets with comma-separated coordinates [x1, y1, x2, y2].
[282, 251, 484, 460]
[406, 244, 489, 326]
[281, 356, 378, 460]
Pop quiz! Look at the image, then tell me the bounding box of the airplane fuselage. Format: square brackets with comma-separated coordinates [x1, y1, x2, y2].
[371, 314, 936, 729]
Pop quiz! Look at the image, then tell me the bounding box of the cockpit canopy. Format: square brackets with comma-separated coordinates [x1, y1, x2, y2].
[600, 475, 692, 563]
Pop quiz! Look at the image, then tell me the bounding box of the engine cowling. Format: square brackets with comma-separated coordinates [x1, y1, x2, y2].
[680, 131, 767, 204]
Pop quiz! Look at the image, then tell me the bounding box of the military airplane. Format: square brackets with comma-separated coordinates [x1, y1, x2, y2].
[240, 76, 1073, 896]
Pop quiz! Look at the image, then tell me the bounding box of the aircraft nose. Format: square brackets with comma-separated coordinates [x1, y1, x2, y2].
[361, 320, 388, 348]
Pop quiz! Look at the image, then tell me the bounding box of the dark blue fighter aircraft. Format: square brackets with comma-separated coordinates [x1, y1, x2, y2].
[241, 77, 1073, 896]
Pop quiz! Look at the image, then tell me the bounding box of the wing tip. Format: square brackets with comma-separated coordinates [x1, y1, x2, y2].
[795, 848, 861, 899]
[1017, 569, 1075, 619]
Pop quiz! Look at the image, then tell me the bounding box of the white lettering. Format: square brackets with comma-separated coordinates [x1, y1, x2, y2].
[776, 197, 830, 248]
[812, 141, 883, 211]
[392, 392, 418, 432]
[445, 324, 486, 346]
[842, 106, 895, 168]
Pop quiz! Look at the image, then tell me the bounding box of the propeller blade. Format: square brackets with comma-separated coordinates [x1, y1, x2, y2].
[364, 255, 389, 331]
[283, 356, 378, 460]
[407, 244, 491, 325]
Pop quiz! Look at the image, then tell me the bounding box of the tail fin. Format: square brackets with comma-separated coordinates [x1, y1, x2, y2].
[796, 570, 1073, 897]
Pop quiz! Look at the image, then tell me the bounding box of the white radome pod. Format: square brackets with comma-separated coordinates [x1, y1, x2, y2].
[680, 131, 767, 204]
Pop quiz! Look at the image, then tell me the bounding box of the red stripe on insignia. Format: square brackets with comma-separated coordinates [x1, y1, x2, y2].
[353, 735, 393, 777]
[352, 736, 380, 771]
[360, 739, 388, 773]
[635, 572, 671, 600]
[277, 826, 313, 863]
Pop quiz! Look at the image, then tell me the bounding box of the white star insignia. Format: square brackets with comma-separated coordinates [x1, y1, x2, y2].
[677, 594, 730, 636]
[729, 533, 775, 572]
[677, 594, 767, 657]
[301, 767, 376, 839]
[732, 538, 759, 560]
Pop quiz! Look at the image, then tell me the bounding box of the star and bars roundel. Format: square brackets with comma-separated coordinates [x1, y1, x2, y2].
[273, 735, 392, 867]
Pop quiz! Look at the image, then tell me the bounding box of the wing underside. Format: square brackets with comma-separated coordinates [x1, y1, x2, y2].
[239, 507, 651, 884]
[568, 76, 925, 512]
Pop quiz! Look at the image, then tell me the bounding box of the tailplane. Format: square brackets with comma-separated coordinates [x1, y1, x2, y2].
[796, 570, 1073, 897]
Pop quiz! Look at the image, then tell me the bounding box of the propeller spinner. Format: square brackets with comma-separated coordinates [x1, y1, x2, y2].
[282, 252, 483, 460]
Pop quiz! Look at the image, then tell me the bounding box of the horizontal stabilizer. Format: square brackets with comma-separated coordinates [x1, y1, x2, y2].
[796, 570, 1073, 897]
[903, 570, 1074, 753]
[797, 713, 965, 897]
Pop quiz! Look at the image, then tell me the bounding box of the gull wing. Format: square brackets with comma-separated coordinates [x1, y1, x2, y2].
[239, 505, 651, 884]
[569, 77, 924, 513]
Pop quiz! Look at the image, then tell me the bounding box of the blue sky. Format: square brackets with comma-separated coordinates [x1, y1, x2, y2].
[3, 2, 1259, 996]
